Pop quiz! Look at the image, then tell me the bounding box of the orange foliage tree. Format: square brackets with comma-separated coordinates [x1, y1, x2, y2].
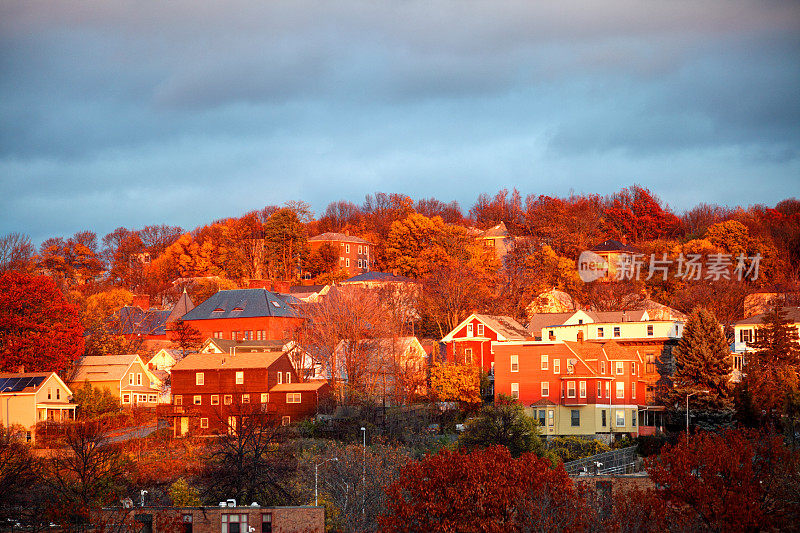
[647, 429, 800, 531]
[379, 446, 587, 532]
[0, 272, 84, 373]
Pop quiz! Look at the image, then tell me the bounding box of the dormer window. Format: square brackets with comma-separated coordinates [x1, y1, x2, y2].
[232, 306, 243, 312]
[213, 308, 224, 313]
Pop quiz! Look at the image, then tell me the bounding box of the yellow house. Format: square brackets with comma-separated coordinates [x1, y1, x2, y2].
[70, 354, 163, 407]
[0, 372, 77, 442]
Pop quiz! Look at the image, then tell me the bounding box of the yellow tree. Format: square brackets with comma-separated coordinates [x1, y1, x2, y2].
[384, 213, 469, 278]
[430, 362, 481, 405]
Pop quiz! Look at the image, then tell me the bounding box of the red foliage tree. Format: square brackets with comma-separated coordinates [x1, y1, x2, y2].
[379, 446, 588, 532]
[647, 429, 800, 532]
[0, 272, 84, 373]
[603, 185, 683, 242]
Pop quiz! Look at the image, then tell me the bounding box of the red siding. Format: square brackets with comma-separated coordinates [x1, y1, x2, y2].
[183, 316, 303, 342]
[444, 318, 500, 372]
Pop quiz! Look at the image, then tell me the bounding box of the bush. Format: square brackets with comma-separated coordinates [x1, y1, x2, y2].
[547, 436, 610, 463]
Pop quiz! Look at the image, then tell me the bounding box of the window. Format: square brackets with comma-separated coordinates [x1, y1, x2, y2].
[597, 381, 602, 398]
[477, 324, 485, 336]
[605, 382, 610, 398]
[579, 381, 586, 398]
[148, 394, 157, 403]
[537, 410, 546, 427]
[137, 373, 142, 386]
[358, 259, 363, 268]
[358, 245, 363, 254]
[345, 244, 350, 253]
[345, 258, 350, 267]
[553, 359, 560, 374]
[287, 393, 302, 403]
[541, 354, 549, 370]
[129, 373, 134, 385]
[510, 355, 519, 372]
[236, 371, 244, 384]
[285, 372, 291, 384]
[632, 383, 636, 399]
[261, 393, 269, 403]
[196, 372, 204, 385]
[245, 330, 252, 340]
[222, 513, 249, 533]
[224, 395, 233, 405]
[200, 418, 208, 429]
[541, 382, 549, 397]
[182, 514, 193, 533]
[214, 331, 223, 339]
[122, 394, 130, 404]
[277, 373, 282, 385]
[740, 329, 751, 343]
[567, 381, 576, 398]
[467, 323, 474, 336]
[262, 513, 272, 533]
[616, 382, 625, 399]
[732, 355, 743, 371]
[175, 396, 182, 406]
[613, 326, 620, 337]
[597, 327, 604, 338]
[511, 383, 519, 399]
[571, 410, 580, 427]
[282, 416, 291, 426]
[602, 410, 607, 427]
[231, 331, 238, 341]
[578, 319, 583, 324]
[601, 361, 606, 374]
[675, 325, 680, 336]
[615, 361, 624, 375]
[211, 395, 219, 405]
[193, 395, 202, 405]
[632, 409, 637, 427]
[647, 324, 654, 336]
[242, 394, 250, 404]
[631, 362, 636, 375]
[463, 348, 473, 364]
[548, 330, 555, 340]
[616, 409, 625, 427]
[646, 353, 656, 373]
[548, 410, 554, 426]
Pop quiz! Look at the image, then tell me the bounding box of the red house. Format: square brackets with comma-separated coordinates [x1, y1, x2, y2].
[440, 314, 530, 373]
[168, 350, 330, 436]
[179, 288, 303, 342]
[493, 339, 648, 441]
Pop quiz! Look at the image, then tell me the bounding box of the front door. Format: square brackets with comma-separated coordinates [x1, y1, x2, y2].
[180, 417, 189, 436]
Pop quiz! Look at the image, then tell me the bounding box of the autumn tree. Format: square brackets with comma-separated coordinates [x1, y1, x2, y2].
[379, 446, 587, 532]
[168, 477, 201, 506]
[81, 287, 136, 357]
[603, 185, 683, 243]
[0, 272, 84, 373]
[469, 188, 525, 232]
[429, 362, 481, 405]
[71, 382, 120, 419]
[263, 208, 308, 280]
[200, 412, 295, 506]
[745, 302, 800, 422]
[171, 319, 203, 357]
[305, 241, 340, 280]
[458, 394, 544, 457]
[0, 428, 40, 524]
[384, 213, 470, 278]
[670, 307, 733, 412]
[415, 197, 465, 225]
[647, 429, 800, 531]
[0, 232, 35, 273]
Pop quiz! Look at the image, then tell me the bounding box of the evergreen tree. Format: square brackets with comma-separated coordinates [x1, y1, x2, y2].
[671, 307, 733, 410]
[745, 303, 800, 422]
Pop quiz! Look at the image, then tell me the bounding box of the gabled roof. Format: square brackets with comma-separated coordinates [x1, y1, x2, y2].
[442, 313, 530, 342]
[72, 355, 142, 382]
[341, 272, 416, 284]
[114, 307, 170, 336]
[735, 306, 800, 326]
[167, 290, 195, 323]
[334, 337, 424, 355]
[583, 310, 649, 323]
[563, 340, 641, 363]
[309, 232, 371, 244]
[180, 289, 299, 320]
[172, 351, 284, 371]
[480, 222, 509, 239]
[527, 312, 579, 337]
[202, 338, 288, 354]
[590, 240, 639, 253]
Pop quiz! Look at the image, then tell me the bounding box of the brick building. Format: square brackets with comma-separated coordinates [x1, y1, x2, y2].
[493, 339, 649, 441]
[169, 350, 330, 436]
[100, 505, 323, 533]
[179, 289, 303, 342]
[308, 232, 375, 276]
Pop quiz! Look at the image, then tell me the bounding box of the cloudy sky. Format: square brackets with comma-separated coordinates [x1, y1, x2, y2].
[1, 0, 799, 245]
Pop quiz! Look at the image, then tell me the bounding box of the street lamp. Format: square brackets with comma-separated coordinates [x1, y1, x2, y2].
[686, 390, 709, 439]
[314, 457, 338, 506]
[360, 426, 366, 517]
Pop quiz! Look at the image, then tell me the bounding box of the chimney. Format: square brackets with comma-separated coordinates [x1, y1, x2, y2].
[275, 280, 290, 293]
[247, 279, 270, 289]
[133, 294, 150, 309]
[16, 365, 25, 373]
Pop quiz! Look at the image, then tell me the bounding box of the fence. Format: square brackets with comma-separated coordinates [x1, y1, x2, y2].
[563, 445, 642, 476]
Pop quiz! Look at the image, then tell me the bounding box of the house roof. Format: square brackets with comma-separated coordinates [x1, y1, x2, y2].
[583, 310, 649, 323]
[270, 382, 328, 392]
[172, 351, 285, 371]
[72, 355, 141, 382]
[735, 306, 800, 326]
[180, 289, 299, 320]
[202, 338, 288, 353]
[167, 290, 195, 323]
[289, 284, 327, 295]
[590, 240, 639, 253]
[114, 306, 170, 336]
[527, 312, 578, 336]
[341, 272, 416, 284]
[474, 314, 529, 340]
[334, 337, 423, 354]
[0, 373, 52, 393]
[309, 232, 371, 244]
[480, 222, 509, 238]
